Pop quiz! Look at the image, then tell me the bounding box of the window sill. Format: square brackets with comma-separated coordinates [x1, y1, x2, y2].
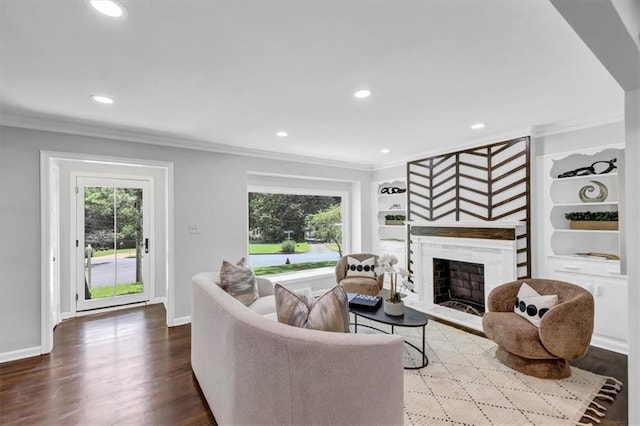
[261, 267, 335, 285]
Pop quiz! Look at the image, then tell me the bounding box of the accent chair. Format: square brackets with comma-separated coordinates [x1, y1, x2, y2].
[482, 279, 594, 379]
[335, 253, 383, 296]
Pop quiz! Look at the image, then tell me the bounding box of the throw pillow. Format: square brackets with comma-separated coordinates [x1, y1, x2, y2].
[218, 257, 249, 291]
[274, 284, 350, 333]
[220, 258, 259, 307]
[345, 256, 376, 279]
[514, 282, 558, 327]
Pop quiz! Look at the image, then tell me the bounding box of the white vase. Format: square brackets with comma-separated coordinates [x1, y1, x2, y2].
[384, 299, 404, 316]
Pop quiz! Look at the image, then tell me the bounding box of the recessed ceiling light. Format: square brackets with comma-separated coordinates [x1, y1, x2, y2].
[91, 95, 114, 104]
[89, 0, 125, 18]
[471, 122, 485, 130]
[380, 149, 390, 154]
[276, 131, 288, 137]
[354, 89, 371, 99]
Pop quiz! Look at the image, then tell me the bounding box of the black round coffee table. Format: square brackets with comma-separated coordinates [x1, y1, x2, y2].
[348, 296, 429, 369]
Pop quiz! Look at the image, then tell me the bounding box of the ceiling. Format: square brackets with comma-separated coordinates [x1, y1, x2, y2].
[0, 1, 623, 168]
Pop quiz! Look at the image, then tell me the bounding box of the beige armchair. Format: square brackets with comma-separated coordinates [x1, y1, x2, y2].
[482, 279, 594, 379]
[335, 253, 383, 296]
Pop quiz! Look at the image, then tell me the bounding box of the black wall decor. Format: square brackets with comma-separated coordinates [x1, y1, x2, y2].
[406, 136, 531, 279]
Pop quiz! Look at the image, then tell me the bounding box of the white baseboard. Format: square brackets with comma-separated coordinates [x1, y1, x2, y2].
[172, 316, 191, 326]
[0, 346, 42, 364]
[591, 335, 628, 355]
[152, 297, 167, 307]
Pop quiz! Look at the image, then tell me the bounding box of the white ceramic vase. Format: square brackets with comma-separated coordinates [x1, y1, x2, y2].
[383, 299, 404, 316]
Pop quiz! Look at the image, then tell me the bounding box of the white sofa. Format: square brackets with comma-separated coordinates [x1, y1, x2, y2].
[191, 272, 405, 426]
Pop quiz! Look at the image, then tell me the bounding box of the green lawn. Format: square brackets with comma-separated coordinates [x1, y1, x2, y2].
[253, 261, 337, 276]
[249, 242, 309, 254]
[89, 282, 143, 299]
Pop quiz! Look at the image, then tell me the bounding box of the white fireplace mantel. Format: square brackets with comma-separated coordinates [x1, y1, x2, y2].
[408, 220, 526, 230]
[405, 224, 521, 331]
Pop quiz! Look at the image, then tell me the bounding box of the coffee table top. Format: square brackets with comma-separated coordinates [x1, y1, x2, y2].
[348, 294, 428, 327]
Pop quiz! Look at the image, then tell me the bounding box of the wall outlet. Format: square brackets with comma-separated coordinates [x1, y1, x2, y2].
[188, 224, 200, 234]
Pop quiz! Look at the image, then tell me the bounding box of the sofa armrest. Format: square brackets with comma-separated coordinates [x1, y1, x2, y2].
[256, 276, 274, 297]
[538, 292, 594, 360]
[486, 281, 522, 312]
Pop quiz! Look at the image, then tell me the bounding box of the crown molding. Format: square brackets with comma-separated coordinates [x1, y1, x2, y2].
[0, 110, 373, 172]
[530, 111, 624, 137]
[400, 127, 533, 165]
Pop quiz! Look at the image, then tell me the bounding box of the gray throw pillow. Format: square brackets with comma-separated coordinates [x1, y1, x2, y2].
[274, 284, 350, 333]
[221, 258, 259, 307]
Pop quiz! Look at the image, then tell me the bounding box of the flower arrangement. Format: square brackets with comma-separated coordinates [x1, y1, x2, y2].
[375, 254, 412, 303]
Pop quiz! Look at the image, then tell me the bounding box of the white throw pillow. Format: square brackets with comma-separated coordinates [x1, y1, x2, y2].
[514, 282, 558, 327]
[345, 256, 377, 279]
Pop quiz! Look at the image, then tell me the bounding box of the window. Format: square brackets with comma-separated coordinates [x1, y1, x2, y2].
[248, 191, 345, 276]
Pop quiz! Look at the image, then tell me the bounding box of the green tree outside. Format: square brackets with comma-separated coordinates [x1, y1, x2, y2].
[307, 204, 343, 257]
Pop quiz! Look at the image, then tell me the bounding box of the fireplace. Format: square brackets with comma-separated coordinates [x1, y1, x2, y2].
[433, 258, 485, 316]
[403, 221, 525, 331]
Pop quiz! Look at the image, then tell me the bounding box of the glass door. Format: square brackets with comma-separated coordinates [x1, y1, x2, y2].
[76, 177, 150, 311]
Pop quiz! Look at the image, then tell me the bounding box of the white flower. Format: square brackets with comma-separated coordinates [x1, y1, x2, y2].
[378, 254, 398, 267]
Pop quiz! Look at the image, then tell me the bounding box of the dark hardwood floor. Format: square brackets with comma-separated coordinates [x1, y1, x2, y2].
[0, 305, 215, 425]
[0, 304, 628, 425]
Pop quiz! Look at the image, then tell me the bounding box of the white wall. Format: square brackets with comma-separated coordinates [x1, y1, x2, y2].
[0, 125, 372, 355]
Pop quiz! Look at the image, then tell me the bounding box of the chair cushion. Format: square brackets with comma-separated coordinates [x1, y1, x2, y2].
[345, 256, 377, 279]
[514, 282, 558, 327]
[339, 277, 380, 296]
[482, 312, 557, 359]
[275, 284, 350, 332]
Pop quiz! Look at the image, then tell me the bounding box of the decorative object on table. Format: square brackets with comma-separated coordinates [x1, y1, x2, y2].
[557, 158, 617, 178]
[388, 203, 402, 210]
[564, 211, 618, 230]
[375, 254, 413, 316]
[384, 214, 406, 225]
[578, 180, 608, 202]
[348, 293, 382, 311]
[380, 186, 407, 195]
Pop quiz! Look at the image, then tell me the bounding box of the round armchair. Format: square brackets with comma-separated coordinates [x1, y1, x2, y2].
[482, 279, 594, 379]
[335, 253, 383, 296]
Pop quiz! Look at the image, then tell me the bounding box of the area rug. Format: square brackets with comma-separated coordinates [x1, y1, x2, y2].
[352, 319, 622, 425]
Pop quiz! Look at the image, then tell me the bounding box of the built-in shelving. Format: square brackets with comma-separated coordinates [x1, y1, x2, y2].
[542, 145, 627, 353]
[373, 179, 407, 267]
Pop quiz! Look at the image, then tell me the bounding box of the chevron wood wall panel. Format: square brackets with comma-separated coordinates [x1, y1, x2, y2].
[407, 137, 531, 278]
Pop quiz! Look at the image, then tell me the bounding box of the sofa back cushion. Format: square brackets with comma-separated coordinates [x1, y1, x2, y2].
[275, 284, 350, 332]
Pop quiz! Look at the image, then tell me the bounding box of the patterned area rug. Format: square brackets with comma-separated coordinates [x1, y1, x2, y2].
[352, 319, 622, 425]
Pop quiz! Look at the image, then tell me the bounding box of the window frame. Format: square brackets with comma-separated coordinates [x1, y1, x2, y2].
[247, 184, 350, 277]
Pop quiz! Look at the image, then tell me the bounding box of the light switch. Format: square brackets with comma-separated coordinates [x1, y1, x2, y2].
[188, 224, 200, 234]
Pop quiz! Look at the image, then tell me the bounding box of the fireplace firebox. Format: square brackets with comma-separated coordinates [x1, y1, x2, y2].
[433, 258, 485, 316]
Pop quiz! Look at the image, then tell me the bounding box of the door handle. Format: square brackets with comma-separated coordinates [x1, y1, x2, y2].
[145, 238, 149, 254]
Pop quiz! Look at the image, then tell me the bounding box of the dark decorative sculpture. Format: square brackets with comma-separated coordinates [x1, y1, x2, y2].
[557, 158, 617, 178]
[380, 186, 406, 195]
